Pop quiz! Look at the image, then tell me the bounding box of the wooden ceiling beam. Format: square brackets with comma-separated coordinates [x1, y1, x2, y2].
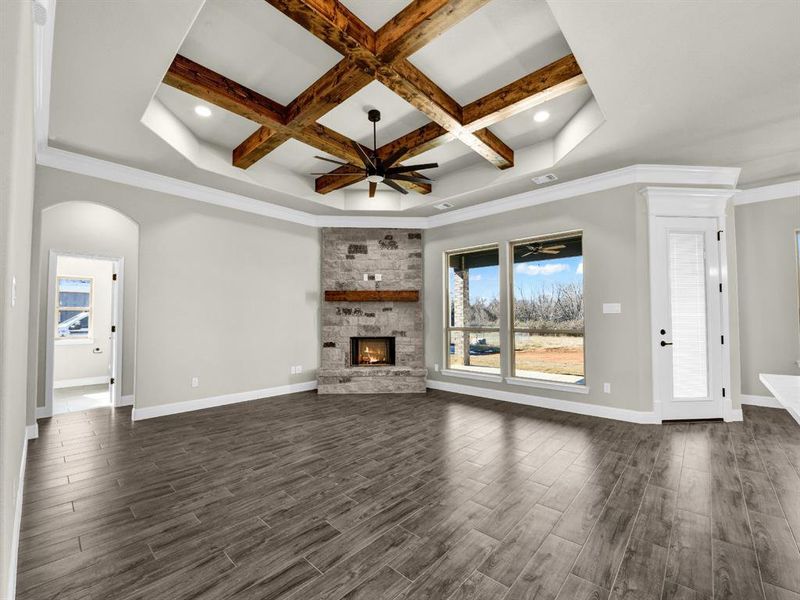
[377, 60, 513, 169]
[162, 55, 364, 166]
[285, 58, 373, 128]
[462, 53, 587, 131]
[233, 127, 292, 169]
[375, 0, 489, 63]
[163, 55, 287, 127]
[262, 0, 375, 60]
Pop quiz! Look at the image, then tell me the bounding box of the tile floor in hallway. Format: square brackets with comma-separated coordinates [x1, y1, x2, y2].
[53, 384, 110, 414]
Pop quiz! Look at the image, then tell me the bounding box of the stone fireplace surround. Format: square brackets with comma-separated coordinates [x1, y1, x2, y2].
[318, 227, 426, 394]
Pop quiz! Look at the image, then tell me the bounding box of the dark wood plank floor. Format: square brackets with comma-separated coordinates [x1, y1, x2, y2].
[17, 390, 800, 600]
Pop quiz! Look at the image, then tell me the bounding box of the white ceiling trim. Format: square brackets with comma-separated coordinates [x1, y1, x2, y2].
[38, 145, 747, 230]
[734, 180, 800, 205]
[37, 146, 319, 227]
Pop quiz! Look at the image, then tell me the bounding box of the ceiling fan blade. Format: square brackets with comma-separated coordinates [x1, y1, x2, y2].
[314, 155, 352, 167]
[389, 174, 434, 185]
[386, 163, 438, 175]
[352, 142, 375, 170]
[381, 146, 408, 169]
[369, 181, 377, 198]
[542, 244, 566, 251]
[382, 178, 408, 195]
[539, 250, 560, 255]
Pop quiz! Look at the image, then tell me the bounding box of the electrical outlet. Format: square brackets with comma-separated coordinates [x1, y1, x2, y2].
[296, 365, 303, 374]
[603, 382, 611, 394]
[290, 366, 296, 374]
[375, 274, 382, 281]
[434, 363, 439, 372]
[191, 377, 199, 388]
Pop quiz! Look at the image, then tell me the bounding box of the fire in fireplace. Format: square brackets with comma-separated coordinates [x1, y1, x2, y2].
[351, 337, 395, 366]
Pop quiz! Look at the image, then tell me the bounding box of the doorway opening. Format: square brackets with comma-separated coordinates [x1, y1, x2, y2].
[47, 253, 123, 415]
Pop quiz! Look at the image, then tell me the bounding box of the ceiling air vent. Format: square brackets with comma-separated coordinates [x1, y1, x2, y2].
[433, 202, 454, 210]
[532, 173, 558, 185]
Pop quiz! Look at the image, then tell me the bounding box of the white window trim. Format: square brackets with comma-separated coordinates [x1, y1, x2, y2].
[505, 376, 590, 395]
[441, 369, 503, 383]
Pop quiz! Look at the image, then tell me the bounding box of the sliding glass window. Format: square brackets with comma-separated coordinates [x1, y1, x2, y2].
[446, 245, 501, 375]
[510, 232, 585, 385]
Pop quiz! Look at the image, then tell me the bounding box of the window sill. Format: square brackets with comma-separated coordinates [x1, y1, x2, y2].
[55, 338, 94, 346]
[440, 369, 503, 383]
[505, 376, 590, 395]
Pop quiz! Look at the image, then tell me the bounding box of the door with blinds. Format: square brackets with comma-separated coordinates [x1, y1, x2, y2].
[652, 216, 724, 420]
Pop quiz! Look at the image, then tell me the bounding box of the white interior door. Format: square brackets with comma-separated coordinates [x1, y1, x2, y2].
[652, 216, 724, 420]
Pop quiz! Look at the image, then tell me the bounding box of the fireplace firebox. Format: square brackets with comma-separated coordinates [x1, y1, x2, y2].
[351, 337, 395, 367]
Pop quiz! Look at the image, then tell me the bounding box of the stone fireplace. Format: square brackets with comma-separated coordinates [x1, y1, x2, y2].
[318, 228, 426, 394]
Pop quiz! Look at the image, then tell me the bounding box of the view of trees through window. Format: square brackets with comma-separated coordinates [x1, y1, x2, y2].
[512, 233, 584, 383]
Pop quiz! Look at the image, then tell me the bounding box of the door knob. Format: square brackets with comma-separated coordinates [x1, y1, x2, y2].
[660, 341, 673, 346]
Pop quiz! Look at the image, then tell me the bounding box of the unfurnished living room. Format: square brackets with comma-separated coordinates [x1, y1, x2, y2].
[1, 0, 799, 599]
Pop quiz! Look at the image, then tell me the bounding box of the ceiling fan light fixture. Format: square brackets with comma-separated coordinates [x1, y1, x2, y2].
[366, 174, 384, 183]
[533, 110, 550, 123]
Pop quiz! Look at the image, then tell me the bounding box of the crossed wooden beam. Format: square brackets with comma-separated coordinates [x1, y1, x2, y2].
[162, 0, 586, 195]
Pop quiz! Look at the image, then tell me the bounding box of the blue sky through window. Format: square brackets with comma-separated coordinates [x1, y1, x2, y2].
[449, 256, 583, 303]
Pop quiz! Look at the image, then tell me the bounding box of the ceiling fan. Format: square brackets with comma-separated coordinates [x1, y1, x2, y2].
[311, 109, 438, 198]
[520, 242, 566, 258]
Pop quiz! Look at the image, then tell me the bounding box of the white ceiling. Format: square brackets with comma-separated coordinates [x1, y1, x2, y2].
[46, 0, 800, 217]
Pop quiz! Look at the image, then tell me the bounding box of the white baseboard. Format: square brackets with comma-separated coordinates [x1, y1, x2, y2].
[26, 423, 39, 440]
[426, 378, 660, 424]
[116, 394, 134, 407]
[740, 394, 781, 409]
[6, 433, 28, 600]
[131, 380, 318, 421]
[53, 375, 108, 389]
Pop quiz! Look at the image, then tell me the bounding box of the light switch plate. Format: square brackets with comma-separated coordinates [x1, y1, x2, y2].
[603, 303, 622, 314]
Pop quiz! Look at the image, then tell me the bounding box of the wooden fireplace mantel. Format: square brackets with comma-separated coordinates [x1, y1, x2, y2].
[324, 290, 419, 302]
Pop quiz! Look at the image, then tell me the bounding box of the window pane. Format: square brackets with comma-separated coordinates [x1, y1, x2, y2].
[448, 247, 500, 328]
[513, 332, 584, 384]
[668, 232, 708, 398]
[512, 234, 584, 383]
[58, 278, 91, 308]
[57, 310, 90, 337]
[447, 330, 500, 375]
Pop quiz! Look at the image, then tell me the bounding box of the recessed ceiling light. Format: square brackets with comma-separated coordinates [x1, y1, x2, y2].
[533, 110, 550, 123]
[194, 105, 212, 118]
[434, 202, 454, 210]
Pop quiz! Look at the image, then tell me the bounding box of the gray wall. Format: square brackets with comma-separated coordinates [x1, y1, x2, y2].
[0, 0, 35, 594]
[735, 196, 800, 395]
[30, 203, 139, 405]
[424, 185, 655, 413]
[31, 167, 321, 417]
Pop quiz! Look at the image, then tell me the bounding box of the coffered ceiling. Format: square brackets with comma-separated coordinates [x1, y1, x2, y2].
[46, 0, 800, 216]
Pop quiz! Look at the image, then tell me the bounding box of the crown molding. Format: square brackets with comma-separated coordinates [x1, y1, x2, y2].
[38, 146, 320, 227]
[734, 180, 800, 205]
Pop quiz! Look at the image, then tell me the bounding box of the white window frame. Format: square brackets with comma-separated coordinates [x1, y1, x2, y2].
[443, 244, 502, 379]
[55, 275, 94, 341]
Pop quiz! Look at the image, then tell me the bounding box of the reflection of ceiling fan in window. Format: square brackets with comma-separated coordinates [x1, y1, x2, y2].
[520, 243, 566, 258]
[310, 109, 438, 198]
